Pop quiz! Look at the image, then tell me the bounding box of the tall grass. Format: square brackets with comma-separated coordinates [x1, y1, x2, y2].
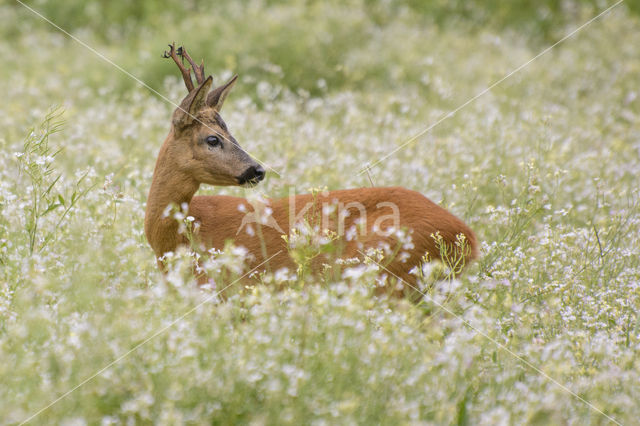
[0, 1, 639, 424]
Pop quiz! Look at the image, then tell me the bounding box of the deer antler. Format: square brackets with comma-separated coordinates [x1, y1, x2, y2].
[179, 47, 206, 86]
[163, 43, 194, 92]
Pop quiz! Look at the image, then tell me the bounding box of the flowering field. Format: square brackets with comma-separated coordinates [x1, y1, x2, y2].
[1, 1, 639, 424]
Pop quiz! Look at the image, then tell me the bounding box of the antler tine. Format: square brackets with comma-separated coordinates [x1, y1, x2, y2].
[179, 47, 206, 85]
[162, 43, 194, 92]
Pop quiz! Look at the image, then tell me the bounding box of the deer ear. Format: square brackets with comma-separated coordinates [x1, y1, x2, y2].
[173, 76, 213, 128]
[206, 74, 238, 111]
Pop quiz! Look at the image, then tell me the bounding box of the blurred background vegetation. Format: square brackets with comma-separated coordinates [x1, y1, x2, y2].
[3, 0, 639, 99]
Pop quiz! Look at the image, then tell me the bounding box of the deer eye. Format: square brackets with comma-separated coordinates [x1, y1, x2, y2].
[206, 135, 221, 148]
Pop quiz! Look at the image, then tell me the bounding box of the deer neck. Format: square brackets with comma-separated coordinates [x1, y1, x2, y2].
[144, 142, 200, 257]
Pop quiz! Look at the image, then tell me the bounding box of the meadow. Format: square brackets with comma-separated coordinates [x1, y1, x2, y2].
[1, 0, 639, 424]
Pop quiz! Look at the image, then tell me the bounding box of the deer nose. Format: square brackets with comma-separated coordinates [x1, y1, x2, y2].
[246, 165, 265, 181]
[254, 166, 265, 181]
[239, 165, 265, 184]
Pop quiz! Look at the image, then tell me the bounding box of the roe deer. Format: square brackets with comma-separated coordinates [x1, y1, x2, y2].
[145, 44, 478, 295]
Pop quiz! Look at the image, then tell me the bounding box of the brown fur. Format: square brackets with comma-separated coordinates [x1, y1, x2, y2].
[188, 187, 478, 282]
[145, 46, 478, 295]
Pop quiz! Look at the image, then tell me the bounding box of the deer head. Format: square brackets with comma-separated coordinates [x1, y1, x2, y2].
[162, 43, 265, 187]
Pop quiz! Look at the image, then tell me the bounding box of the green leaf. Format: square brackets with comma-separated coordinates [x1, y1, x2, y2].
[43, 174, 62, 197]
[42, 202, 62, 216]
